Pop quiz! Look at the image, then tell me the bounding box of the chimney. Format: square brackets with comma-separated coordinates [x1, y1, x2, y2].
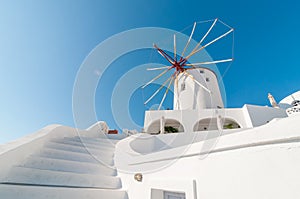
[268, 93, 279, 108]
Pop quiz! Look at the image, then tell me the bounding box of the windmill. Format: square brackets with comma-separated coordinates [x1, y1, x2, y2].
[142, 19, 234, 111]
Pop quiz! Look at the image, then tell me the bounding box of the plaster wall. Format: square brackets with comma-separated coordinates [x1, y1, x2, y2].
[244, 104, 287, 127]
[174, 68, 224, 110]
[116, 115, 300, 199]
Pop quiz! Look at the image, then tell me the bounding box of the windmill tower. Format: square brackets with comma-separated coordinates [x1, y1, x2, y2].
[142, 19, 234, 134]
[143, 19, 233, 111]
[173, 68, 224, 110]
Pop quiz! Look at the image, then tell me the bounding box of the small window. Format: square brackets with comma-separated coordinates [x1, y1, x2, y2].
[200, 70, 204, 73]
[151, 189, 186, 199]
[181, 82, 186, 91]
[164, 191, 186, 199]
[292, 100, 300, 107]
[205, 77, 209, 82]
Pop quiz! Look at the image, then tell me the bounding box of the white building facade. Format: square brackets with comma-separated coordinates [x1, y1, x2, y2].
[144, 68, 287, 134]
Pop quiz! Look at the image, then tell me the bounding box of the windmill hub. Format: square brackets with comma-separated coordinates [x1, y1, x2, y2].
[173, 60, 185, 72]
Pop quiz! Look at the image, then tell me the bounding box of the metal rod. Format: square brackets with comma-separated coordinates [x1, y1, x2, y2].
[158, 76, 174, 110]
[186, 58, 233, 66]
[188, 18, 218, 58]
[174, 34, 177, 61]
[181, 22, 196, 57]
[147, 66, 171, 71]
[144, 76, 173, 105]
[154, 44, 175, 64]
[142, 68, 170, 89]
[185, 28, 234, 60]
[184, 71, 211, 93]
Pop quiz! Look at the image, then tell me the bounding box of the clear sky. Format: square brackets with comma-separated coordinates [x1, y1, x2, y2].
[0, 0, 299, 143]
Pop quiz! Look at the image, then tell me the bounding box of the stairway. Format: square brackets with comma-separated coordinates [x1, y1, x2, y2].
[0, 136, 128, 199]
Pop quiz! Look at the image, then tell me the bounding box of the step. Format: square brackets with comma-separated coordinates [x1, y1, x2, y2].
[20, 156, 117, 176]
[37, 148, 114, 166]
[0, 184, 128, 199]
[54, 136, 117, 146]
[50, 139, 115, 150]
[1, 166, 121, 189]
[105, 134, 127, 140]
[44, 142, 115, 158]
[71, 136, 119, 145]
[94, 137, 121, 143]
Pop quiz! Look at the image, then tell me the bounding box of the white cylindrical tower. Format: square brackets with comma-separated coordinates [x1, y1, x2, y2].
[173, 68, 223, 110]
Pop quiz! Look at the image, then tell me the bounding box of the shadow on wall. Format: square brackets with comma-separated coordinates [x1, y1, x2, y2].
[147, 119, 185, 135]
[129, 134, 171, 154]
[193, 118, 240, 131]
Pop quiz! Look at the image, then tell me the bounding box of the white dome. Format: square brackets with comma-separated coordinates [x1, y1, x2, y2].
[279, 90, 300, 108]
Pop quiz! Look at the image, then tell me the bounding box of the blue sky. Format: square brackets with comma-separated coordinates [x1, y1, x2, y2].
[0, 0, 299, 143]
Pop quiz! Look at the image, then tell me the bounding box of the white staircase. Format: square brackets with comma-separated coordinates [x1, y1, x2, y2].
[0, 135, 128, 199]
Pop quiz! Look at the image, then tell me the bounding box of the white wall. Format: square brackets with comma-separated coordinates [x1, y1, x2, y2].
[173, 68, 224, 110]
[144, 108, 250, 134]
[116, 115, 300, 199]
[144, 104, 288, 134]
[244, 104, 287, 127]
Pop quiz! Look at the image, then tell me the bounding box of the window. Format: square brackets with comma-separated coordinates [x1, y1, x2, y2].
[205, 77, 210, 82]
[181, 82, 186, 91]
[151, 189, 186, 199]
[164, 191, 186, 199]
[292, 100, 300, 107]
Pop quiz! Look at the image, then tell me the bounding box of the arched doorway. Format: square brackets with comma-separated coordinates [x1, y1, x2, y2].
[193, 118, 240, 131]
[147, 119, 185, 134]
